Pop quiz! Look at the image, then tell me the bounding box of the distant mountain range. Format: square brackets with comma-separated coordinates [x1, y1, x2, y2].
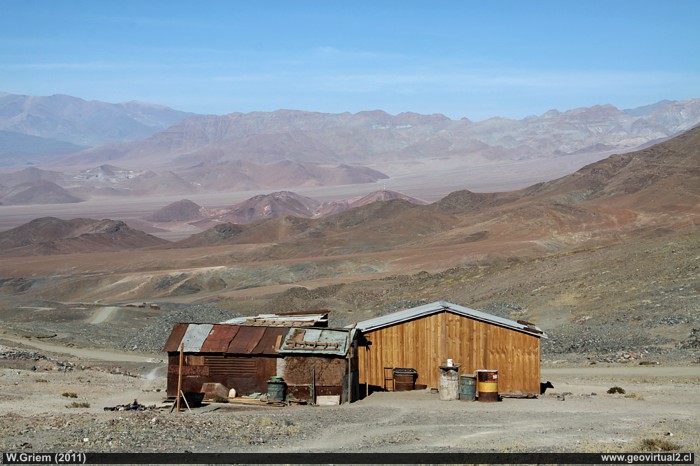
[0, 91, 699, 204]
[54, 100, 700, 171]
[0, 92, 194, 165]
[3, 123, 697, 258]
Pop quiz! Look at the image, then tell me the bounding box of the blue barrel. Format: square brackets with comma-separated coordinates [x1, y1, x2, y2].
[459, 374, 476, 401]
[267, 379, 286, 401]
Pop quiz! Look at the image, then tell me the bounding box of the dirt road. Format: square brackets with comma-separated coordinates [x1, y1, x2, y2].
[0, 333, 158, 363]
[88, 306, 120, 325]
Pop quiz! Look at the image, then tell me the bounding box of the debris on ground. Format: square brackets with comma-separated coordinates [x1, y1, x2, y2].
[103, 399, 155, 411]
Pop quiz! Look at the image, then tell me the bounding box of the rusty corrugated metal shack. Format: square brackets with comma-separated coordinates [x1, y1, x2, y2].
[163, 314, 359, 403]
[350, 301, 547, 397]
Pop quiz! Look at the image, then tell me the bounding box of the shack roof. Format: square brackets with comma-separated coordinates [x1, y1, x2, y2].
[164, 324, 285, 354]
[220, 311, 329, 327]
[347, 301, 547, 338]
[163, 323, 354, 355]
[279, 327, 355, 356]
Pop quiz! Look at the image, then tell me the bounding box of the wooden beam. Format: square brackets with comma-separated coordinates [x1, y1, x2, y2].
[441, 311, 446, 366]
[176, 342, 184, 413]
[365, 345, 369, 398]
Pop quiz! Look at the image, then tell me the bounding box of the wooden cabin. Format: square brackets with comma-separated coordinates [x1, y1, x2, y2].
[163, 323, 359, 403]
[350, 301, 546, 397]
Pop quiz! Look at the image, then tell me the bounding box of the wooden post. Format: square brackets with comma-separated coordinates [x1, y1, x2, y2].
[176, 342, 184, 413]
[311, 367, 316, 405]
[345, 352, 350, 404]
[441, 311, 447, 366]
[365, 345, 369, 398]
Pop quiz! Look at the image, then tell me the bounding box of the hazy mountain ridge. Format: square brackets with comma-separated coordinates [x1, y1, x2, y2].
[0, 92, 195, 159]
[0, 130, 87, 166]
[169, 125, 700, 258]
[2, 124, 697, 257]
[59, 99, 700, 171]
[0, 161, 390, 205]
[2, 93, 699, 204]
[0, 179, 83, 205]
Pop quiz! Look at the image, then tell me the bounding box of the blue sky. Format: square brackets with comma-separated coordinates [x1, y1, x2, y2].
[1, 1, 698, 120]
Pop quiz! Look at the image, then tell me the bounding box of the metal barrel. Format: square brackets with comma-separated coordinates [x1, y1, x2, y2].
[439, 367, 459, 401]
[393, 368, 417, 391]
[267, 379, 286, 401]
[476, 369, 499, 402]
[459, 374, 476, 401]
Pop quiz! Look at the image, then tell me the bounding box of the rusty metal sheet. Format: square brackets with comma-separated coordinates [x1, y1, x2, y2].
[200, 325, 240, 353]
[163, 323, 189, 352]
[226, 326, 267, 354]
[279, 327, 352, 356]
[252, 327, 287, 355]
[181, 324, 214, 352]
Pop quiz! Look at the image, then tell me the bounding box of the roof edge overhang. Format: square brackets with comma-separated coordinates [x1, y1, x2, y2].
[347, 301, 548, 338]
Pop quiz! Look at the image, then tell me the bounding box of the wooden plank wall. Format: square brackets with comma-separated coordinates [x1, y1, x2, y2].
[358, 311, 541, 395]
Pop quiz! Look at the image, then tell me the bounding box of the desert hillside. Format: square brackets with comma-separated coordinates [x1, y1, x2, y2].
[0, 126, 697, 362]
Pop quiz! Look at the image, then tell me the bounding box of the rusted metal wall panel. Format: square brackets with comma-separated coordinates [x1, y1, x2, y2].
[166, 354, 210, 397]
[200, 325, 240, 353]
[166, 354, 279, 397]
[207, 355, 277, 395]
[163, 323, 189, 352]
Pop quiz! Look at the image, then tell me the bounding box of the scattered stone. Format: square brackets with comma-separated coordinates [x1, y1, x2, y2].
[607, 386, 626, 395]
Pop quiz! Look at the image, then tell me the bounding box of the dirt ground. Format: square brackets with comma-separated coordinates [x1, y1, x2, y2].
[1, 338, 698, 455]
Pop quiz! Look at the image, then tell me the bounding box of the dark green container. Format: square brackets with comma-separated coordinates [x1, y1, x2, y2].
[459, 374, 476, 401]
[267, 379, 286, 401]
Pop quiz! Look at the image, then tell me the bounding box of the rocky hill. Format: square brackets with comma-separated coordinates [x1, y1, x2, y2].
[181, 189, 428, 226]
[0, 180, 83, 205]
[145, 199, 207, 222]
[0, 217, 169, 255]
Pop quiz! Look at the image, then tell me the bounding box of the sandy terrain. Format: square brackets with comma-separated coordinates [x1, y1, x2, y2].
[0, 338, 698, 455]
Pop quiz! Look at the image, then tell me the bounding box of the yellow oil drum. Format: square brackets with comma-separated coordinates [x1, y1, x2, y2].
[476, 369, 499, 402]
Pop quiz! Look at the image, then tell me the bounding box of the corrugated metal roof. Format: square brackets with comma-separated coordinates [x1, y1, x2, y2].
[226, 326, 267, 354]
[347, 301, 547, 338]
[252, 327, 288, 355]
[279, 327, 354, 356]
[162, 323, 189, 352]
[199, 325, 240, 353]
[220, 312, 328, 327]
[181, 324, 214, 352]
[163, 323, 356, 355]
